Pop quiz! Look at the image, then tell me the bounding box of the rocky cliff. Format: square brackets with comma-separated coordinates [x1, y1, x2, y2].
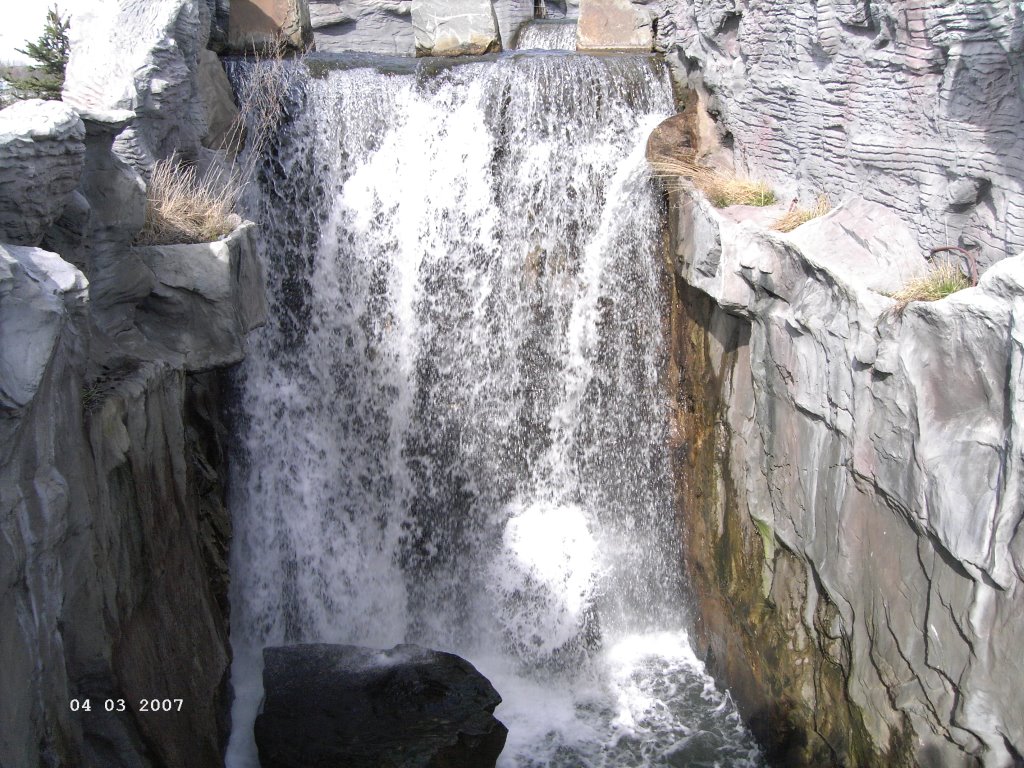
[0, 2, 264, 766]
[665, 188, 1023, 767]
[653, 0, 1023, 272]
[647, 2, 1024, 766]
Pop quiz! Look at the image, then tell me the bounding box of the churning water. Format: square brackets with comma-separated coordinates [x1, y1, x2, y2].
[226, 50, 762, 768]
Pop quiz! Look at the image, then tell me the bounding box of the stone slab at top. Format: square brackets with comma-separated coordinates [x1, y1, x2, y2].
[577, 0, 652, 51]
[228, 0, 313, 50]
[412, 0, 502, 56]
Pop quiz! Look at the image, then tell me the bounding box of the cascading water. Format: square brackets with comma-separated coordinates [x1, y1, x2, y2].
[226, 49, 763, 768]
[515, 20, 578, 51]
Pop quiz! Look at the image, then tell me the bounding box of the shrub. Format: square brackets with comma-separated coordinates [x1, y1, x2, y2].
[136, 160, 240, 246]
[887, 260, 970, 312]
[772, 195, 831, 232]
[649, 155, 776, 208]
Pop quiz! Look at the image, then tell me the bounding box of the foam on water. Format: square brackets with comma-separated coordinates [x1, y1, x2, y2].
[225, 51, 763, 767]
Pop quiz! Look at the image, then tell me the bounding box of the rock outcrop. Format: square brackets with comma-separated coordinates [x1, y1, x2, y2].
[0, 100, 86, 246]
[0, 243, 244, 768]
[1, 2, 267, 767]
[135, 222, 268, 371]
[665, 170, 1024, 765]
[309, 0, 415, 55]
[577, 0, 653, 51]
[228, 0, 313, 51]
[656, 0, 1024, 271]
[308, 0, 538, 54]
[412, 0, 502, 56]
[63, 0, 211, 169]
[255, 644, 508, 768]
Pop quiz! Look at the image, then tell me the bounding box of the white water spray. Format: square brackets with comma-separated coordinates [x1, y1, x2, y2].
[226, 50, 762, 767]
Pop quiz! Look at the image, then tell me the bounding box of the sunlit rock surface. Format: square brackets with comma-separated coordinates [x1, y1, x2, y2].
[653, 0, 1024, 270]
[309, 0, 416, 54]
[577, 0, 653, 51]
[63, 0, 210, 168]
[668, 185, 1024, 766]
[228, 0, 313, 51]
[412, 0, 502, 56]
[134, 223, 269, 371]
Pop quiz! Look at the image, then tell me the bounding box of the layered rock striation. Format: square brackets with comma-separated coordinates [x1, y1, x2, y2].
[654, 0, 1024, 271]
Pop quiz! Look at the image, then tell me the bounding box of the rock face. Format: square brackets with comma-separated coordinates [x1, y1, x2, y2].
[0, 243, 243, 768]
[308, 0, 537, 54]
[63, 0, 211, 169]
[655, 0, 1024, 271]
[228, 0, 313, 51]
[666, 175, 1024, 765]
[309, 0, 415, 55]
[255, 644, 508, 768]
[0, 100, 86, 246]
[2, 2, 267, 767]
[199, 48, 242, 152]
[135, 222, 268, 371]
[492, 0, 536, 50]
[577, 0, 653, 50]
[412, 0, 502, 56]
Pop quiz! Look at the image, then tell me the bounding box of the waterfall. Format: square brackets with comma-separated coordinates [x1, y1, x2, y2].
[515, 20, 578, 51]
[226, 51, 762, 767]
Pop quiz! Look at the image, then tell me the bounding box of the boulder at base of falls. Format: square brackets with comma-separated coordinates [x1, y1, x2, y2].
[254, 643, 508, 768]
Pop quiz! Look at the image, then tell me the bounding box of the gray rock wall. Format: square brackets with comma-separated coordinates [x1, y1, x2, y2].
[307, 0, 537, 52]
[1, 2, 266, 766]
[668, 186, 1024, 766]
[309, 1, 416, 55]
[653, 0, 1024, 271]
[0, 101, 85, 246]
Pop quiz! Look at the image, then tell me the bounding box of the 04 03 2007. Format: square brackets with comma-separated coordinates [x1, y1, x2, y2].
[69, 698, 184, 712]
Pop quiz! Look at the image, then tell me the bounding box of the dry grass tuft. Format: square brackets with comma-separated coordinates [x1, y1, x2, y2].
[135, 37, 296, 246]
[772, 195, 831, 232]
[136, 160, 240, 246]
[887, 260, 970, 313]
[649, 155, 776, 208]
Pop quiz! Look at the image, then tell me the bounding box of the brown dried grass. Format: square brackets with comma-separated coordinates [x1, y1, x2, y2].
[886, 260, 970, 313]
[771, 195, 832, 232]
[136, 37, 295, 245]
[136, 160, 240, 246]
[649, 155, 776, 208]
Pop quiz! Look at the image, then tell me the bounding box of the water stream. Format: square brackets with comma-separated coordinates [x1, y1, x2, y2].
[226, 50, 763, 768]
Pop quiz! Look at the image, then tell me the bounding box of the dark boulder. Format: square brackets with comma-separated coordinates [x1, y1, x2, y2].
[254, 643, 508, 768]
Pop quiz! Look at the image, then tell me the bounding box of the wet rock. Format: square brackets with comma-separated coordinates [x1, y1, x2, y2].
[255, 643, 508, 768]
[134, 222, 269, 371]
[412, 0, 502, 56]
[0, 100, 86, 246]
[577, 0, 653, 51]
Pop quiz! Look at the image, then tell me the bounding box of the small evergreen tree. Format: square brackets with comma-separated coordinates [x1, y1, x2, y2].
[4, 5, 70, 101]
